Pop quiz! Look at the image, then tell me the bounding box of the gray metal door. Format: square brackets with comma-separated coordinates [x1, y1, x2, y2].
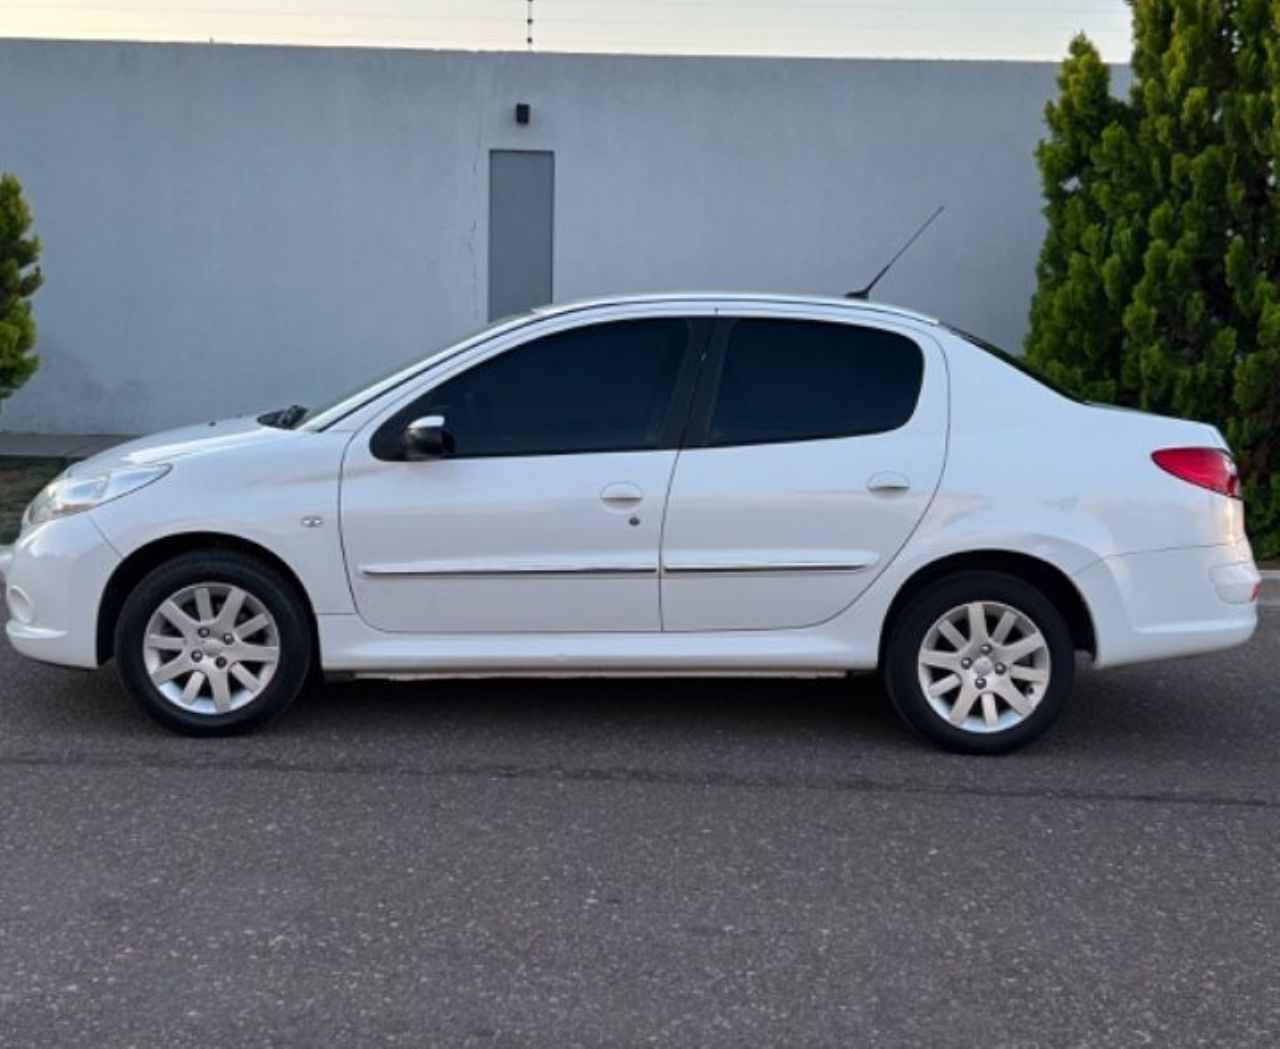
[488, 150, 554, 320]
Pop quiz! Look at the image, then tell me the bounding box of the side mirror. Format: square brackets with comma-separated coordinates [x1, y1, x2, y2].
[403, 414, 454, 460]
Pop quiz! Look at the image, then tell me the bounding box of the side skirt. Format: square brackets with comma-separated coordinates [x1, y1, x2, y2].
[316, 613, 873, 675]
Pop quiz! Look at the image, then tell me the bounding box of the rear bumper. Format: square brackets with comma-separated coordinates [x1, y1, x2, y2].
[1074, 538, 1259, 669]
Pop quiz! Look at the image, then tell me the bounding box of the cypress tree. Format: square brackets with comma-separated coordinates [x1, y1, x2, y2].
[0, 173, 41, 411]
[1028, 0, 1280, 556]
[1026, 35, 1133, 402]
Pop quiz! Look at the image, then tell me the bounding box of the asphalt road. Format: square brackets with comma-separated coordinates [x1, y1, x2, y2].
[2, 613, 1278, 1048]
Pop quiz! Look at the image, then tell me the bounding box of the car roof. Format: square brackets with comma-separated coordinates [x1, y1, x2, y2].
[531, 292, 940, 327]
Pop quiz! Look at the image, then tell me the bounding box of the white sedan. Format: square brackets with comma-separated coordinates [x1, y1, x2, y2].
[0, 295, 1261, 752]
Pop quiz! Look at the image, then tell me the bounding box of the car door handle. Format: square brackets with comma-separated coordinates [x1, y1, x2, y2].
[601, 482, 644, 509]
[867, 471, 911, 493]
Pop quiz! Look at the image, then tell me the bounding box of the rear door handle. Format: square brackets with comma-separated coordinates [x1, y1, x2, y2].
[601, 482, 644, 509]
[867, 471, 911, 493]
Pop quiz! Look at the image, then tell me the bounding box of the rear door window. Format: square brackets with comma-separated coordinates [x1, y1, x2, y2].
[703, 319, 924, 447]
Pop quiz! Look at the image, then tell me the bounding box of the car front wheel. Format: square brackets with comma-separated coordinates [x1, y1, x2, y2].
[883, 571, 1075, 754]
[114, 550, 314, 735]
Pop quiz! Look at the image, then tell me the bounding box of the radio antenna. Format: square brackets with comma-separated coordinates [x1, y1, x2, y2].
[846, 205, 945, 300]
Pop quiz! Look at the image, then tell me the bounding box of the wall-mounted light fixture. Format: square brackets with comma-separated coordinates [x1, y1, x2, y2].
[515, 103, 531, 126]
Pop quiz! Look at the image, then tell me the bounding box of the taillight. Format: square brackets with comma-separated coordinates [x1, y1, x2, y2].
[1151, 447, 1242, 499]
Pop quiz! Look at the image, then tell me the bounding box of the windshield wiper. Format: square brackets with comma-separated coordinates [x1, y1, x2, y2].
[258, 404, 309, 429]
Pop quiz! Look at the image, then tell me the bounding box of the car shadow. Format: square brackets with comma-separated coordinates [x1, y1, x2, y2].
[288, 671, 914, 749]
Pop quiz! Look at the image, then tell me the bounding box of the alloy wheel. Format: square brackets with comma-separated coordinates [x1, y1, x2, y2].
[916, 600, 1052, 734]
[141, 582, 281, 716]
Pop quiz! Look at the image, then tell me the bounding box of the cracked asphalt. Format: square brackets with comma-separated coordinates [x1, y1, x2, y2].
[1, 611, 1278, 1048]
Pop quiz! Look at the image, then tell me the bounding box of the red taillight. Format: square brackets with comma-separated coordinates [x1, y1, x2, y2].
[1151, 447, 1242, 499]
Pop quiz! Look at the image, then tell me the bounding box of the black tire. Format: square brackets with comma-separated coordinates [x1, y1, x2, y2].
[882, 571, 1075, 754]
[114, 550, 314, 736]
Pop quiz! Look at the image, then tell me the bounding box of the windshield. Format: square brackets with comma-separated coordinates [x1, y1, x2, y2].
[943, 324, 1081, 402]
[297, 312, 535, 431]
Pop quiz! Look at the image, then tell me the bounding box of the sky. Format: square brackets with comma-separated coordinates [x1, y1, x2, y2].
[0, 0, 1134, 61]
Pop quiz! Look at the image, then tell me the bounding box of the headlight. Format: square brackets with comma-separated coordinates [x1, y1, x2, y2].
[24, 464, 171, 527]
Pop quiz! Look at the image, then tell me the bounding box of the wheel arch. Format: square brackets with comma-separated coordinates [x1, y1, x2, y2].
[96, 531, 319, 665]
[878, 549, 1097, 665]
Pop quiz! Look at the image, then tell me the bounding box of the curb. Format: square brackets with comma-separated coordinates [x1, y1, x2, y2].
[1262, 570, 1280, 608]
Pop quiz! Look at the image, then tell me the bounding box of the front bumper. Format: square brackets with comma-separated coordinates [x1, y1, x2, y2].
[3, 515, 121, 669]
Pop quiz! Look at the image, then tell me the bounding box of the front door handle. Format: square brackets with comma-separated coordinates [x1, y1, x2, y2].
[601, 482, 644, 510]
[867, 471, 911, 493]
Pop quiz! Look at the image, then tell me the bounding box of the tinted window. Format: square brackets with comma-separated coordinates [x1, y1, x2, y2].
[375, 319, 690, 459]
[707, 319, 924, 446]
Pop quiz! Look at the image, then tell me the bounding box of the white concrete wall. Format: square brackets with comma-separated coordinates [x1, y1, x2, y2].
[1, 40, 1065, 434]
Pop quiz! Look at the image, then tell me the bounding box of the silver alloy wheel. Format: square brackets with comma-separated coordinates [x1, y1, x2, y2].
[916, 600, 1051, 734]
[141, 582, 281, 716]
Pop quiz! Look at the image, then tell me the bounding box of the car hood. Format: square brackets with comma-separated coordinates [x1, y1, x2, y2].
[66, 416, 289, 475]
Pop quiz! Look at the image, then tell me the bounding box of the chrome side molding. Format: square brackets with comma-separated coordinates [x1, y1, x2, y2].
[661, 560, 877, 575]
[361, 563, 658, 579]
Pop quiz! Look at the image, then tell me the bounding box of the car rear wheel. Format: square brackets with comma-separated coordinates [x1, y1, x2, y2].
[114, 550, 314, 735]
[883, 571, 1075, 754]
